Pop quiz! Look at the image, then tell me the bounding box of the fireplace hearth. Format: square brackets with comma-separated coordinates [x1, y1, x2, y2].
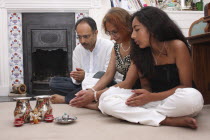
[22, 13, 75, 95]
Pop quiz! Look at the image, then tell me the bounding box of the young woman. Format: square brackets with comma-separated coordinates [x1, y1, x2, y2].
[98, 7, 204, 129]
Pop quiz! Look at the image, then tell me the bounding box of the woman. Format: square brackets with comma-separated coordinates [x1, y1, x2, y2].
[98, 7, 204, 129]
[70, 7, 139, 108]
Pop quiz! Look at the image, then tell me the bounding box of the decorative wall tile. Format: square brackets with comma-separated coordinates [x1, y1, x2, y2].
[8, 13, 24, 87]
[8, 13, 21, 26]
[11, 66, 23, 79]
[76, 12, 88, 20]
[10, 52, 23, 66]
[9, 39, 22, 52]
[8, 25, 22, 39]
[11, 79, 24, 86]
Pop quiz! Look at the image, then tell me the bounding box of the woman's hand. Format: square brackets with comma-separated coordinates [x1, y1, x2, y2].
[126, 89, 154, 106]
[70, 89, 94, 107]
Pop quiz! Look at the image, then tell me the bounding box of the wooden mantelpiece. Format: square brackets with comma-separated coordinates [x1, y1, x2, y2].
[187, 32, 210, 104]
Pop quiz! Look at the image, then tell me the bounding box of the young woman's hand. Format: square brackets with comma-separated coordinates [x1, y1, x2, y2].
[126, 89, 154, 106]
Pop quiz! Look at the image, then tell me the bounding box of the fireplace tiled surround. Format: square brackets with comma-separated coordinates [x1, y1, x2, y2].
[0, 0, 111, 96]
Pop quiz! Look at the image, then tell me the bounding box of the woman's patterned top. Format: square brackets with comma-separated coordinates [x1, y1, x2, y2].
[114, 43, 131, 79]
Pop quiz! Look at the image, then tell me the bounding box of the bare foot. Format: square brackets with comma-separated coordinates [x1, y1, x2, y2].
[84, 102, 99, 110]
[51, 94, 65, 104]
[160, 116, 197, 129]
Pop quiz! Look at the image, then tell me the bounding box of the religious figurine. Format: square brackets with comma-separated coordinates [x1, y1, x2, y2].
[30, 108, 41, 124]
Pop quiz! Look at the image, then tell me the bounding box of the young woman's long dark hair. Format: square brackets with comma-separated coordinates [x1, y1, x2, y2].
[131, 6, 190, 79]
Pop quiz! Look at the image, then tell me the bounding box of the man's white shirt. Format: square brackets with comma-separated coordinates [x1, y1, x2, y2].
[72, 37, 114, 85]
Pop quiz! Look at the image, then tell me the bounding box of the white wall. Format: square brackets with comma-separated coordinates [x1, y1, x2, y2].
[97, 1, 204, 37]
[166, 11, 204, 37]
[89, 0, 111, 38]
[204, 0, 210, 7]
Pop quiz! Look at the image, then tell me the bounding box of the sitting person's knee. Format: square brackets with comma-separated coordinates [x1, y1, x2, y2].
[49, 78, 56, 88]
[99, 101, 119, 115]
[169, 88, 204, 116]
[176, 88, 203, 107]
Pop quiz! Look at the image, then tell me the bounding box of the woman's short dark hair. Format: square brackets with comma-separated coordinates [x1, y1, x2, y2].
[131, 6, 190, 79]
[75, 17, 97, 31]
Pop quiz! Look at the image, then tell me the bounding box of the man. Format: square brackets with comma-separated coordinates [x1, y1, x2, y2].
[49, 17, 114, 104]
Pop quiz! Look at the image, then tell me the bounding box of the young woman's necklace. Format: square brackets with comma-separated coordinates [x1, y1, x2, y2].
[120, 43, 130, 52]
[152, 41, 166, 65]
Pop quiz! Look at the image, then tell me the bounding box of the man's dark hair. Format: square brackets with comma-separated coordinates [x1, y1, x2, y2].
[75, 17, 97, 31]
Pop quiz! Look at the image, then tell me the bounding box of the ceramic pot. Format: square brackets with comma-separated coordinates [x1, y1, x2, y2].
[14, 97, 32, 123]
[34, 95, 53, 120]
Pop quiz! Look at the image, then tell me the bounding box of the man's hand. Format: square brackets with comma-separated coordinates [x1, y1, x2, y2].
[70, 89, 94, 107]
[126, 89, 154, 107]
[70, 68, 85, 82]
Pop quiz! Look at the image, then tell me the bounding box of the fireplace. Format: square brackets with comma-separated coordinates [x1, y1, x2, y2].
[0, 0, 108, 96]
[22, 13, 76, 95]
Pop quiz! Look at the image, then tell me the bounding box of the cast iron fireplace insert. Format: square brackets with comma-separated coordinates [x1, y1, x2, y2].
[22, 13, 76, 95]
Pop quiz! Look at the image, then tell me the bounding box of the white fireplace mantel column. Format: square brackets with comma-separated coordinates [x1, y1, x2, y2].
[0, 7, 10, 96]
[0, 0, 111, 96]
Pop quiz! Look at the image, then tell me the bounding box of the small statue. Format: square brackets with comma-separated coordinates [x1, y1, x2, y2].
[30, 108, 41, 124]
